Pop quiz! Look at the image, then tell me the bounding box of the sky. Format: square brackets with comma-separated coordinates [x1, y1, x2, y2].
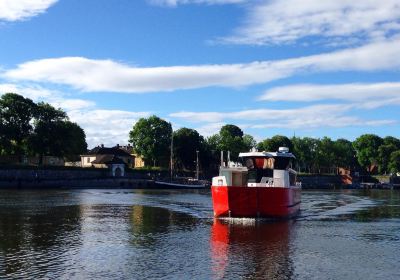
[0, 0, 399, 147]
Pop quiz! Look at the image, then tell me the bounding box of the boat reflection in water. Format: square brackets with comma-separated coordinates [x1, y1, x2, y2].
[210, 218, 296, 279]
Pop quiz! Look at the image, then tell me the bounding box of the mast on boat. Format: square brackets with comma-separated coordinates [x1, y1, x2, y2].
[170, 131, 173, 181]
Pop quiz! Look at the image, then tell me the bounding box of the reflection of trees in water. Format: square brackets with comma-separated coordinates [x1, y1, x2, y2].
[129, 205, 197, 247]
[355, 190, 400, 220]
[210, 219, 296, 280]
[0, 192, 82, 278]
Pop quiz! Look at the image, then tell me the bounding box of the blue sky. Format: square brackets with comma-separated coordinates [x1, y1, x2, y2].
[1, 0, 400, 147]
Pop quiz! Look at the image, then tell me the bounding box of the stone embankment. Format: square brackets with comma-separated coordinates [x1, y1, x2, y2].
[0, 168, 154, 189]
[298, 175, 343, 189]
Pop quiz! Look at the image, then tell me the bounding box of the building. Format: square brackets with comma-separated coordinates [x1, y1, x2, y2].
[119, 144, 146, 168]
[80, 145, 136, 177]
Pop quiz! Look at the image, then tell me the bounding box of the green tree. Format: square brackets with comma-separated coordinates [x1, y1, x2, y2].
[377, 144, 398, 174]
[216, 124, 247, 161]
[258, 135, 293, 152]
[220, 124, 243, 138]
[129, 115, 172, 167]
[382, 136, 400, 148]
[0, 93, 36, 155]
[243, 134, 256, 151]
[291, 137, 318, 172]
[173, 128, 204, 170]
[29, 103, 87, 162]
[376, 136, 400, 174]
[333, 138, 356, 168]
[353, 134, 383, 172]
[60, 121, 87, 161]
[388, 151, 400, 174]
[314, 137, 335, 173]
[204, 134, 222, 168]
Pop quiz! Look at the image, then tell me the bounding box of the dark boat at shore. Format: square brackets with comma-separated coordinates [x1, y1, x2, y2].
[154, 178, 209, 189]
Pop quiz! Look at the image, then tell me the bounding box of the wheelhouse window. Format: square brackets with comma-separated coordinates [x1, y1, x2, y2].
[242, 157, 274, 183]
[242, 157, 274, 170]
[273, 157, 292, 170]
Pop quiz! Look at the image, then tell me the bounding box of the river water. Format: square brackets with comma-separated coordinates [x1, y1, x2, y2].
[0, 189, 399, 279]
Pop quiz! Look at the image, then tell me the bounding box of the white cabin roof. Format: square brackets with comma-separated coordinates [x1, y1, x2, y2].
[239, 151, 295, 158]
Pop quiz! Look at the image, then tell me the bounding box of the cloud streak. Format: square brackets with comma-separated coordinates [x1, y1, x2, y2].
[68, 110, 151, 147]
[221, 0, 400, 45]
[170, 104, 397, 130]
[0, 0, 58, 21]
[148, 0, 246, 6]
[260, 82, 400, 109]
[3, 39, 400, 93]
[0, 83, 95, 111]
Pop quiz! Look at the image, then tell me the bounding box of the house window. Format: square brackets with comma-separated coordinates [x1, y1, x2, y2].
[87, 157, 90, 163]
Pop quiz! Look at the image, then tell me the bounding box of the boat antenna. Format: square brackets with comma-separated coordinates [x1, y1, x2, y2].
[170, 131, 173, 180]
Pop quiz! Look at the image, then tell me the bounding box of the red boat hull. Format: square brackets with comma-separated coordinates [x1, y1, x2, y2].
[211, 186, 301, 218]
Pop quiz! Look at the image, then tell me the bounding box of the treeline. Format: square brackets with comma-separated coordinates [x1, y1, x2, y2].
[129, 115, 400, 175]
[0, 93, 87, 162]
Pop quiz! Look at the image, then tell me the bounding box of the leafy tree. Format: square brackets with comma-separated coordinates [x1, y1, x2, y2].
[59, 121, 87, 161]
[0, 93, 87, 163]
[220, 124, 243, 138]
[291, 137, 318, 172]
[216, 124, 247, 161]
[204, 125, 249, 163]
[388, 151, 400, 174]
[258, 135, 293, 152]
[35, 102, 67, 123]
[204, 134, 222, 168]
[173, 128, 204, 170]
[29, 103, 87, 162]
[314, 137, 336, 173]
[377, 144, 398, 174]
[333, 138, 356, 168]
[375, 136, 400, 174]
[243, 134, 256, 151]
[353, 134, 383, 172]
[129, 115, 172, 167]
[0, 93, 36, 155]
[382, 136, 400, 148]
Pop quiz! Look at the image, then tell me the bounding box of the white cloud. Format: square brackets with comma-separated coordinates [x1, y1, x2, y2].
[0, 82, 151, 147]
[0, 83, 95, 111]
[0, 83, 52, 100]
[0, 0, 58, 21]
[222, 0, 400, 45]
[260, 82, 400, 109]
[195, 122, 226, 137]
[171, 104, 351, 123]
[68, 110, 151, 147]
[170, 104, 397, 130]
[148, 0, 246, 6]
[4, 39, 400, 93]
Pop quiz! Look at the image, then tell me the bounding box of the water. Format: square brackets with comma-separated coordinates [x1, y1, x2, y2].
[0, 189, 399, 279]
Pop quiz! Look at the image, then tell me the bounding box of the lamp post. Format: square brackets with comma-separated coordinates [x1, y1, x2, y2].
[196, 150, 199, 180]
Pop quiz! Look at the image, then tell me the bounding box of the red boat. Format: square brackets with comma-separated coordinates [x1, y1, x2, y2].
[211, 147, 301, 218]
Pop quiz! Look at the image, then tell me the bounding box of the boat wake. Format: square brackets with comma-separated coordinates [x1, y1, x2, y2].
[299, 194, 378, 221]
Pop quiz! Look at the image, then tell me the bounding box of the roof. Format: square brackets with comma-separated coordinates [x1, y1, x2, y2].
[91, 155, 126, 165]
[239, 151, 296, 159]
[83, 146, 132, 157]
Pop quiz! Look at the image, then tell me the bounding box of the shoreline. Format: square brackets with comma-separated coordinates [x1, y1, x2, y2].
[0, 167, 398, 190]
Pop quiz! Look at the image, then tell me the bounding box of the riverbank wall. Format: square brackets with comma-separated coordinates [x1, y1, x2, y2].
[298, 174, 343, 189]
[0, 168, 397, 189]
[0, 168, 156, 189]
